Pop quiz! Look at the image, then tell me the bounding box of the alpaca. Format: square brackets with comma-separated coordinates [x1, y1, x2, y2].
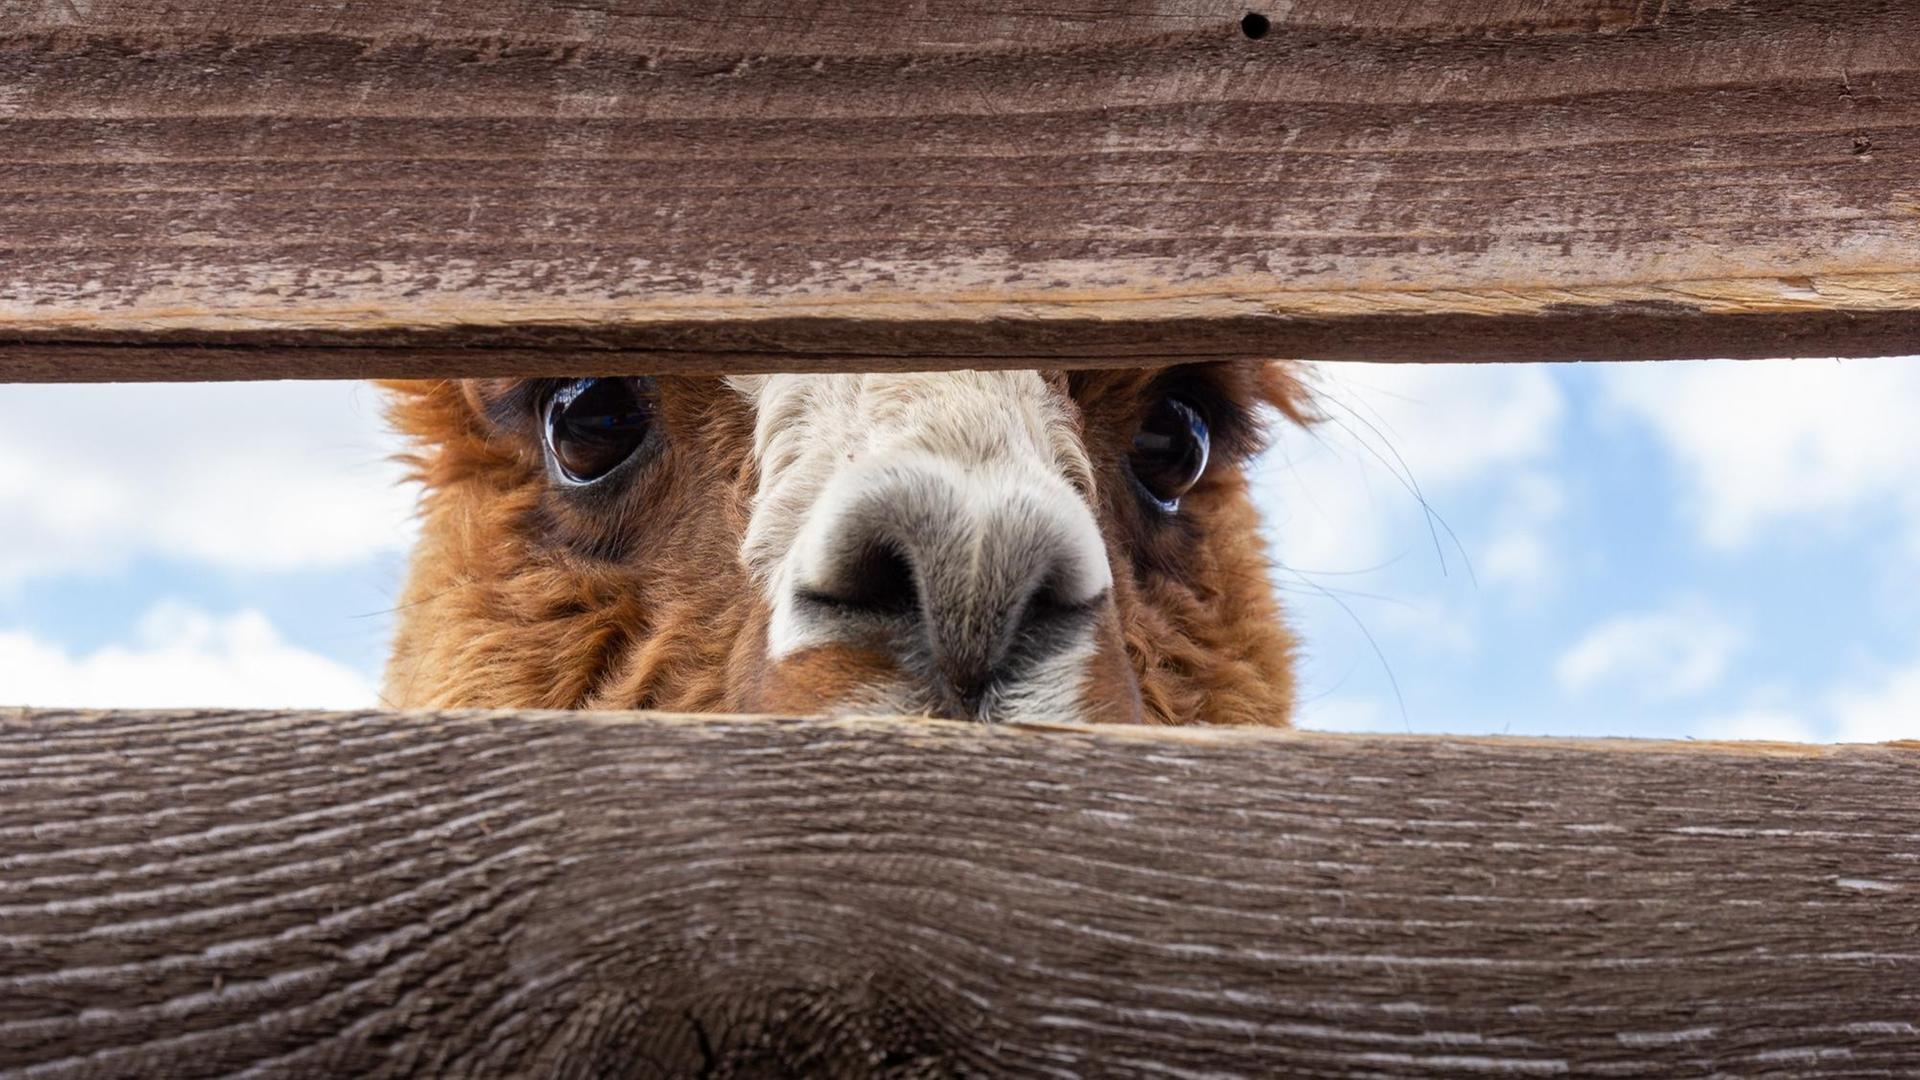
[381, 363, 1312, 725]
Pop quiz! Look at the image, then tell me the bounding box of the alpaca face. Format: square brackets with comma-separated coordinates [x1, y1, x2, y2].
[381, 362, 1308, 726]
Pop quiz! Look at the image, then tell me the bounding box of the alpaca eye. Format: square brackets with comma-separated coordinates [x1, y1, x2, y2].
[1129, 396, 1210, 511]
[543, 378, 654, 484]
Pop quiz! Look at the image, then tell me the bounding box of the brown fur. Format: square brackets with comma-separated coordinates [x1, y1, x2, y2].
[381, 364, 1312, 725]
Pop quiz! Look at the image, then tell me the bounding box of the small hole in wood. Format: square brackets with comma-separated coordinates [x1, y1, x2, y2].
[1240, 12, 1271, 39]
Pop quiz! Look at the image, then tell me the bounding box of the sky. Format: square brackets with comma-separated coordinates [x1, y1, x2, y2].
[1, 359, 1914, 743]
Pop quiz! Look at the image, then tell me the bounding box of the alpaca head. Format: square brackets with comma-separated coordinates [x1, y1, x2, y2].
[382, 362, 1310, 726]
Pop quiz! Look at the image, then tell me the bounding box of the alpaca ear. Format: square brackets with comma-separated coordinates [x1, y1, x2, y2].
[1258, 361, 1321, 429]
[460, 378, 530, 429]
[378, 378, 483, 440]
[377, 378, 527, 487]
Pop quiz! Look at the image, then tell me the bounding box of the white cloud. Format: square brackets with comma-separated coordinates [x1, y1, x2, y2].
[1666, 649, 1920, 744]
[1479, 471, 1566, 592]
[1368, 595, 1477, 657]
[1556, 600, 1744, 700]
[1600, 357, 1920, 551]
[1479, 530, 1550, 591]
[1829, 660, 1920, 743]
[0, 602, 378, 709]
[1255, 437, 1400, 574]
[1253, 363, 1570, 715]
[0, 381, 416, 585]
[1255, 362, 1566, 580]
[1294, 696, 1398, 733]
[1307, 362, 1564, 487]
[1695, 709, 1821, 743]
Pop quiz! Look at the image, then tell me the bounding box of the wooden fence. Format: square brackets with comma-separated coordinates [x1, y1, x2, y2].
[6, 709, 1920, 1077]
[3, 1, 1919, 1076]
[5, 0, 1920, 378]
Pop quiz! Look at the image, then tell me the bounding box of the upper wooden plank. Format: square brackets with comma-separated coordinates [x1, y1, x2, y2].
[4, 707, 1919, 1076]
[2, 0, 1918, 380]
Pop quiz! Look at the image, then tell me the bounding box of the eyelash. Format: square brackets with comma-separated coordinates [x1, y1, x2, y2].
[1149, 376, 1260, 461]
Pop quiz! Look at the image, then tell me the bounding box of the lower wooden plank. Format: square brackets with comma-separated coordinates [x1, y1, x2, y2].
[3, 708, 1917, 1077]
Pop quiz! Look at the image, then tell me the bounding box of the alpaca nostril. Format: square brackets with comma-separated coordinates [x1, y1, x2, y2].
[1021, 573, 1080, 627]
[798, 540, 919, 619]
[1002, 579, 1105, 672]
[782, 459, 1116, 721]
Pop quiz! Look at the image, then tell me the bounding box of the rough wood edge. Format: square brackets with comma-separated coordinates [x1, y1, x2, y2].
[406, 706, 1913, 753]
[7, 707, 1919, 1076]
[6, 291, 1920, 382]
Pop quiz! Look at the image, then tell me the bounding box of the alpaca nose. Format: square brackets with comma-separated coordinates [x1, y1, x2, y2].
[789, 458, 1114, 717]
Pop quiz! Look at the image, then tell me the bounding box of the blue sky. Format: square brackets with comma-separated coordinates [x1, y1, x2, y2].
[1, 360, 1915, 742]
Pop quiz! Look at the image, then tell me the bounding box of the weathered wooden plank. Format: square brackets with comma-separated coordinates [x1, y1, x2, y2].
[2, 0, 1918, 380]
[3, 708, 1917, 1076]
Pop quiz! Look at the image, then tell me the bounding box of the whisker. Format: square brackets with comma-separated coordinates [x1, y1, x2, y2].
[1268, 561, 1410, 733]
[1267, 577, 1417, 608]
[349, 574, 478, 620]
[1312, 391, 1477, 588]
[1259, 551, 1414, 577]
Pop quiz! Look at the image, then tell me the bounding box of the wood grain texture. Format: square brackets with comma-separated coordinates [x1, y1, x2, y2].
[2, 0, 1919, 380]
[4, 707, 1918, 1077]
